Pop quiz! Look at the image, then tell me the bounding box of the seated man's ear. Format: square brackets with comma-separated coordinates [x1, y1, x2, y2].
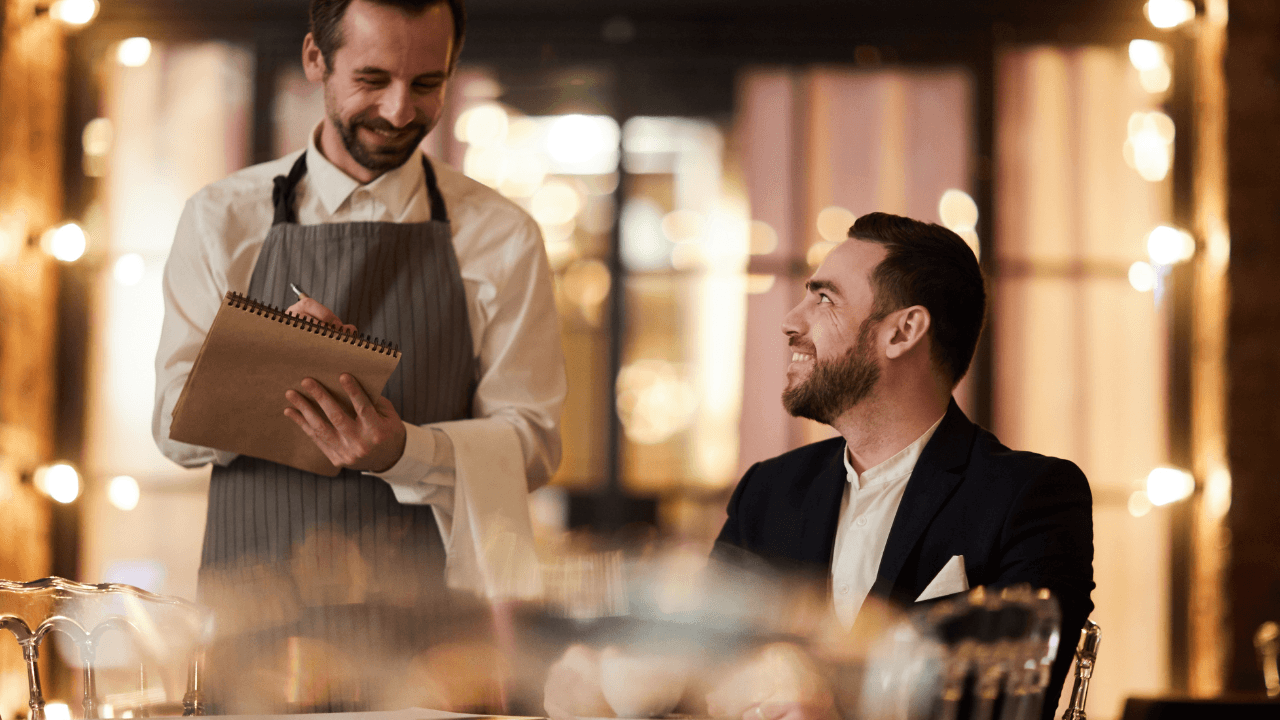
[883, 306, 931, 360]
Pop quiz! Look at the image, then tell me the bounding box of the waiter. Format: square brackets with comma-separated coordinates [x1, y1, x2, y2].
[152, 0, 563, 651]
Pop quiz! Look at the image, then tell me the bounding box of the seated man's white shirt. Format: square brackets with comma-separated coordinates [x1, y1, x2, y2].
[153, 124, 565, 597]
[831, 415, 944, 628]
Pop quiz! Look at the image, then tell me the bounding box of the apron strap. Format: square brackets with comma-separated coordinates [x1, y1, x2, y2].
[421, 156, 449, 225]
[271, 152, 309, 225]
[270, 152, 449, 226]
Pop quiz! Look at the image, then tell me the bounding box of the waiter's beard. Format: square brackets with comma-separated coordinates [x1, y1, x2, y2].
[330, 103, 430, 174]
[782, 316, 882, 425]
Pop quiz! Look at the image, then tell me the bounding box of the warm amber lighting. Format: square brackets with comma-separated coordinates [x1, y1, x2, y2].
[116, 37, 152, 67]
[82, 117, 113, 156]
[806, 240, 838, 268]
[498, 152, 547, 198]
[34, 463, 81, 504]
[1124, 111, 1175, 182]
[1147, 466, 1195, 506]
[113, 253, 145, 286]
[1147, 225, 1196, 265]
[749, 220, 778, 255]
[1128, 261, 1158, 292]
[616, 359, 698, 445]
[1128, 40, 1164, 71]
[661, 210, 703, 244]
[1145, 0, 1196, 29]
[40, 222, 87, 262]
[453, 103, 508, 147]
[462, 146, 506, 188]
[48, 0, 98, 26]
[746, 274, 776, 294]
[546, 115, 621, 173]
[531, 180, 581, 226]
[1128, 490, 1154, 518]
[108, 475, 141, 511]
[815, 206, 856, 244]
[44, 703, 71, 720]
[1140, 65, 1173, 94]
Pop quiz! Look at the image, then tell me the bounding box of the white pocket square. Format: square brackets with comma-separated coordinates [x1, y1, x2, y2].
[916, 555, 969, 602]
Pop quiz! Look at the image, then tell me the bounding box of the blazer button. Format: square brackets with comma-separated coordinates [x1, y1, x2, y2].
[856, 516, 868, 527]
[838, 584, 851, 595]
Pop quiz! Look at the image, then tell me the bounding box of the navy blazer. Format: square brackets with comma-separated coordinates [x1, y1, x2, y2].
[714, 399, 1094, 718]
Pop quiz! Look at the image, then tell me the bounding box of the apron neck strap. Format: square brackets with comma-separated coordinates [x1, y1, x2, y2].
[270, 152, 450, 226]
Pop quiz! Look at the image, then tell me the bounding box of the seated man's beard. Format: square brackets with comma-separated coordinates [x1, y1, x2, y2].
[782, 325, 880, 425]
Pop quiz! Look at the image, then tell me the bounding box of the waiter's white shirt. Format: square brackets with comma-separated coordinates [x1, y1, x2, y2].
[153, 126, 565, 598]
[831, 415, 944, 628]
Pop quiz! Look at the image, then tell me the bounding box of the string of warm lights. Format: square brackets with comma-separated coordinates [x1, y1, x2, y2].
[1127, 0, 1201, 517]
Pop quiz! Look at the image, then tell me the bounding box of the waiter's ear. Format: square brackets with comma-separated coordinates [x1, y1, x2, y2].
[302, 33, 327, 83]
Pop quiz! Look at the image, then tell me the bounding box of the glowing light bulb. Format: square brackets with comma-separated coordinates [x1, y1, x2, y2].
[117, 37, 152, 67]
[49, 0, 99, 26]
[1147, 225, 1195, 265]
[41, 222, 87, 262]
[1147, 466, 1195, 506]
[1128, 40, 1165, 71]
[108, 475, 141, 511]
[1128, 261, 1158, 292]
[45, 703, 71, 720]
[114, 253, 145, 286]
[34, 463, 81, 504]
[1145, 0, 1195, 29]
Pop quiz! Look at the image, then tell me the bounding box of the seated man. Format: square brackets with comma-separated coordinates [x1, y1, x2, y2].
[715, 212, 1093, 720]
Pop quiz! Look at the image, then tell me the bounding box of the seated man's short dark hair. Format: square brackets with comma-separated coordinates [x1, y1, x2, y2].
[850, 212, 986, 386]
[309, 0, 467, 71]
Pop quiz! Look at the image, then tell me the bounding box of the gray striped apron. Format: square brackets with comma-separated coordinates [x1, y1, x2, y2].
[198, 153, 482, 713]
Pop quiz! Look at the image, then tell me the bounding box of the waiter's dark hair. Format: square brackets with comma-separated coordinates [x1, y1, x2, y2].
[848, 212, 986, 387]
[309, 0, 466, 72]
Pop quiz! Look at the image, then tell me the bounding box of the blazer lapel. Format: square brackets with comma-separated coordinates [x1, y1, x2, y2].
[869, 399, 976, 602]
[796, 445, 849, 567]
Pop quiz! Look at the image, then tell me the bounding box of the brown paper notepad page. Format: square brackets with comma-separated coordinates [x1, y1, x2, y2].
[170, 291, 402, 476]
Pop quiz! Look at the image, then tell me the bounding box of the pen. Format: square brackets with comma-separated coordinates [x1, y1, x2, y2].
[289, 282, 310, 301]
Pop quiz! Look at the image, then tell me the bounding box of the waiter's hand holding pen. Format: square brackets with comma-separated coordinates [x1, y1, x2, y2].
[286, 282, 358, 334]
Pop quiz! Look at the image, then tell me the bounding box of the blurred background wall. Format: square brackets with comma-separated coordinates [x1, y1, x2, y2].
[2, 1, 1278, 718]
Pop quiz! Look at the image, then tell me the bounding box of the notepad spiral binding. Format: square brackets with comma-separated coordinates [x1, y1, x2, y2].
[225, 291, 401, 357]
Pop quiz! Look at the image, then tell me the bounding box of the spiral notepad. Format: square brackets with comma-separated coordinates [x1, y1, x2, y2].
[170, 291, 402, 476]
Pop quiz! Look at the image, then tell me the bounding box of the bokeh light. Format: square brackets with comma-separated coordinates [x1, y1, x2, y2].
[616, 359, 698, 445]
[661, 210, 703, 244]
[938, 189, 979, 231]
[108, 475, 141, 511]
[546, 115, 621, 173]
[749, 221, 778, 255]
[114, 253, 146, 286]
[1146, 225, 1195, 265]
[1145, 0, 1195, 29]
[117, 37, 153, 67]
[34, 463, 81, 504]
[531, 180, 582, 227]
[1128, 490, 1154, 518]
[815, 206, 856, 244]
[1147, 466, 1195, 506]
[1123, 111, 1175, 182]
[1128, 261, 1158, 292]
[1128, 40, 1164, 71]
[49, 0, 98, 26]
[41, 222, 87, 262]
[453, 103, 509, 147]
[82, 117, 114, 157]
[44, 703, 71, 720]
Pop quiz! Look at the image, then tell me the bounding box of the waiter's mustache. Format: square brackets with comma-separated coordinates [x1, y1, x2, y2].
[352, 113, 428, 134]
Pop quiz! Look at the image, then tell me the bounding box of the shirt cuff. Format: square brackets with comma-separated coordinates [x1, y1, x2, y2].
[365, 422, 455, 505]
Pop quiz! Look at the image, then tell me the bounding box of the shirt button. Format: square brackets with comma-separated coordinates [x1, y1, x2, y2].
[839, 584, 851, 595]
[856, 516, 868, 527]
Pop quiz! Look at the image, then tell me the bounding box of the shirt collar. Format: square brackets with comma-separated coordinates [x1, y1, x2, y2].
[305, 122, 426, 217]
[843, 414, 946, 490]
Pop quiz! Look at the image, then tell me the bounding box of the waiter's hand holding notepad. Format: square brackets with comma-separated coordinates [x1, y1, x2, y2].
[170, 291, 402, 476]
